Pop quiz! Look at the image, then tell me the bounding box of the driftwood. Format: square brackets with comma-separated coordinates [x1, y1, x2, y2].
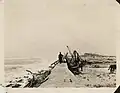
[24, 60, 60, 87]
[25, 60, 62, 88]
[24, 69, 51, 88]
[5, 69, 51, 88]
[6, 60, 60, 88]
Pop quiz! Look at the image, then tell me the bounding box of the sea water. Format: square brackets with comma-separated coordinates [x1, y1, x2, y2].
[4, 57, 55, 84]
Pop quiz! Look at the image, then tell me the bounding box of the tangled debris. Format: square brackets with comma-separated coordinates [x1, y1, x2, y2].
[6, 61, 59, 88]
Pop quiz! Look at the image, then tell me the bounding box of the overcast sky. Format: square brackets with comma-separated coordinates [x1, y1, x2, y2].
[5, 0, 118, 61]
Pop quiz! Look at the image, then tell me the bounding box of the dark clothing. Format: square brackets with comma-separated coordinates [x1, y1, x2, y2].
[58, 53, 63, 63]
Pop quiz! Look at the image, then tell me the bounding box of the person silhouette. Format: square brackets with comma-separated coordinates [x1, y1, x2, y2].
[58, 52, 63, 64]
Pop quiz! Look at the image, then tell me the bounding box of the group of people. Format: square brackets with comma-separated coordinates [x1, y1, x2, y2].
[58, 51, 84, 71]
[58, 51, 80, 63]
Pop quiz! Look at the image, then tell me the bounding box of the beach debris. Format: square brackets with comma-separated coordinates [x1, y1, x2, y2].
[23, 69, 51, 88]
[6, 69, 51, 88]
[63, 46, 87, 75]
[5, 59, 61, 88]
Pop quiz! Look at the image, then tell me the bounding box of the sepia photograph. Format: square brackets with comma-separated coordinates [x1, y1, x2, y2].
[4, 0, 117, 90]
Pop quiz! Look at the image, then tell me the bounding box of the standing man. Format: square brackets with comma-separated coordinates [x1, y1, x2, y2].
[58, 52, 63, 64]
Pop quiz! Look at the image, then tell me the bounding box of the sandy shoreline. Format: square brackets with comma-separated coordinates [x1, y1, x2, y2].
[4, 55, 116, 88]
[5, 59, 53, 84]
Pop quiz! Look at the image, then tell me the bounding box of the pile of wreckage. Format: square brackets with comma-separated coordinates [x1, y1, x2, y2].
[6, 61, 59, 88]
[62, 46, 87, 75]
